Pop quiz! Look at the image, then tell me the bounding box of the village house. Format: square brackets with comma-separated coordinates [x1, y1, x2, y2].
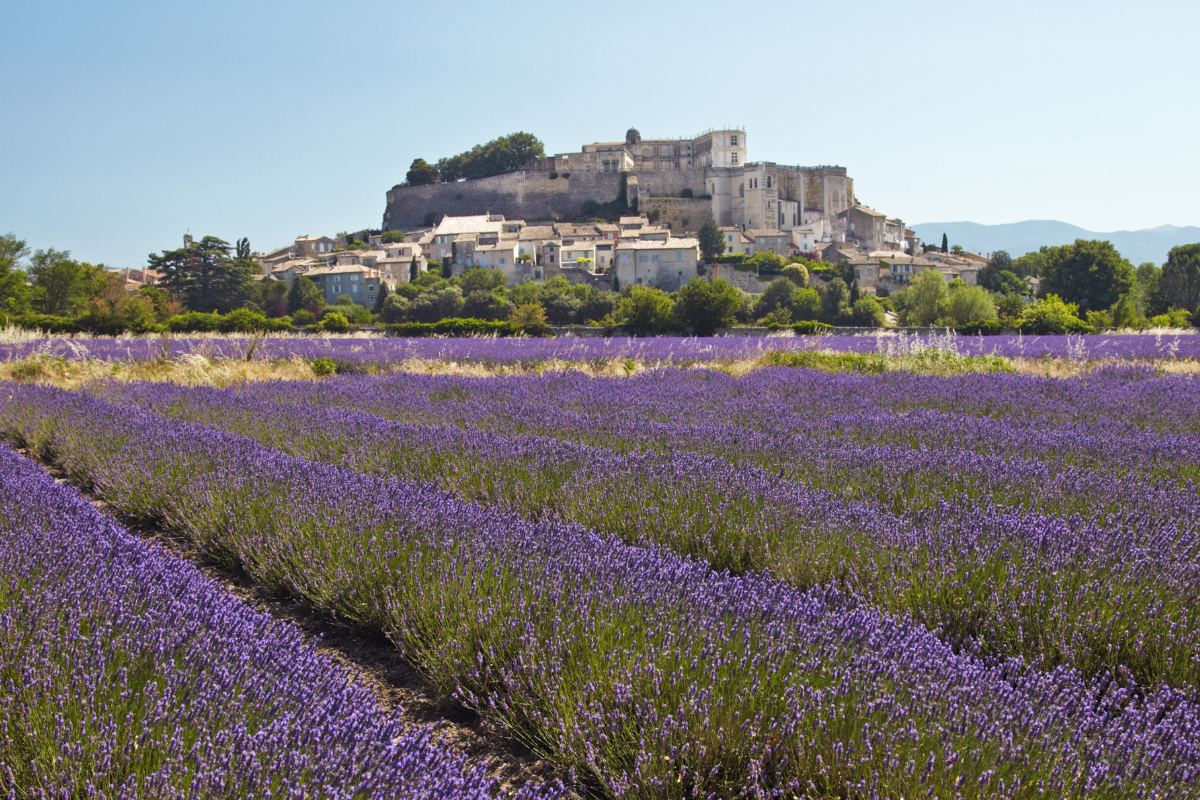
[744, 229, 789, 257]
[614, 237, 700, 292]
[304, 264, 387, 305]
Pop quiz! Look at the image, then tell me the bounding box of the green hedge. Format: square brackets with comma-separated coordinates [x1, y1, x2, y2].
[5, 315, 79, 334]
[384, 318, 550, 338]
[956, 320, 1004, 336]
[791, 321, 834, 335]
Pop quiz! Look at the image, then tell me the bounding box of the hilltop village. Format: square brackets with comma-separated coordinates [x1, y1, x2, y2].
[254, 127, 988, 298]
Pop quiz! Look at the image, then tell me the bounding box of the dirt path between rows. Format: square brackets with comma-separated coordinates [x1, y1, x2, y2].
[20, 449, 573, 798]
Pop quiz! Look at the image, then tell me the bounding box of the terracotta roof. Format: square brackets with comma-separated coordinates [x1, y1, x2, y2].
[519, 226, 556, 240]
[616, 237, 699, 251]
[434, 215, 503, 236]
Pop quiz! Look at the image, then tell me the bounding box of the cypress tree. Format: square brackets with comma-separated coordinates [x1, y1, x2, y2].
[941, 233, 949, 253]
[849, 279, 861, 305]
[409, 257, 419, 284]
[372, 280, 390, 314]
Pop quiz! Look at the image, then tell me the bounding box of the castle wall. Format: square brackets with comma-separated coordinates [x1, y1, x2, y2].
[383, 170, 625, 229]
[640, 197, 714, 235]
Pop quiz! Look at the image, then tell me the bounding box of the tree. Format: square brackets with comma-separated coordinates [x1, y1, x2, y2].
[617, 286, 674, 336]
[406, 158, 439, 186]
[1111, 293, 1142, 329]
[465, 289, 514, 321]
[287, 276, 324, 314]
[996, 294, 1026, 325]
[941, 233, 948, 253]
[236, 237, 251, 260]
[947, 283, 997, 325]
[780, 263, 808, 287]
[1040, 239, 1134, 313]
[150, 236, 254, 314]
[436, 132, 545, 182]
[460, 267, 508, 294]
[792, 288, 821, 321]
[1019, 294, 1088, 334]
[256, 279, 289, 318]
[409, 257, 420, 284]
[673, 278, 741, 336]
[409, 286, 465, 322]
[379, 295, 409, 323]
[901, 268, 950, 326]
[28, 248, 88, 316]
[697, 218, 726, 262]
[321, 311, 350, 333]
[849, 279, 861, 305]
[1011, 248, 1047, 279]
[510, 302, 547, 327]
[0, 233, 30, 313]
[848, 296, 886, 327]
[1161, 244, 1200, 313]
[754, 278, 797, 320]
[819, 277, 851, 324]
[382, 231, 406, 243]
[978, 250, 1013, 292]
[1131, 263, 1166, 317]
[373, 280, 390, 315]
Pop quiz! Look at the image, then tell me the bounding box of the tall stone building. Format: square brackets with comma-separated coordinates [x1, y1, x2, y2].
[383, 128, 856, 237]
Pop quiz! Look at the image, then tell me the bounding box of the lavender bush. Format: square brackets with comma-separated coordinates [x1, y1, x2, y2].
[0, 444, 561, 800]
[94, 367, 1200, 691]
[2, 385, 1197, 799]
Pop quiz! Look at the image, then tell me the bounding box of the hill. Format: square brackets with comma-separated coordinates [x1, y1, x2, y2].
[909, 220, 1200, 265]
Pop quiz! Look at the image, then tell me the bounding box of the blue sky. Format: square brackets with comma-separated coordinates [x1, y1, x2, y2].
[2, 0, 1197, 267]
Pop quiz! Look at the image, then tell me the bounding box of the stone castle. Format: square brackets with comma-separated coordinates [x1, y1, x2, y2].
[383, 128, 858, 237]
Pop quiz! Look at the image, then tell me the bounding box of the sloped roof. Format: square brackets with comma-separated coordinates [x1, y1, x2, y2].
[434, 215, 503, 236]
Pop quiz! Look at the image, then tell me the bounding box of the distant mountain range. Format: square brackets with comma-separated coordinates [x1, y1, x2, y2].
[909, 221, 1200, 266]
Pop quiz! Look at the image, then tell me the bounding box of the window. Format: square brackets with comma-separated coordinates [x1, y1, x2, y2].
[639, 255, 648, 263]
[727, 234, 733, 242]
[731, 153, 738, 164]
[500, 257, 507, 265]
[621, 253, 629, 262]
[730, 135, 738, 146]
[651, 254, 659, 263]
[676, 251, 682, 261]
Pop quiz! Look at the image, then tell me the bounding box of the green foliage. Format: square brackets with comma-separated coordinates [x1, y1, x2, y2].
[1018, 294, 1091, 334]
[405, 158, 439, 186]
[780, 263, 808, 288]
[1161, 244, 1200, 314]
[947, 283, 997, 326]
[509, 302, 548, 330]
[792, 288, 822, 321]
[460, 267, 507, 294]
[680, 188, 693, 198]
[957, 320, 1005, 335]
[379, 295, 409, 324]
[0, 232, 31, 313]
[309, 357, 338, 376]
[319, 311, 350, 333]
[848, 295, 887, 327]
[150, 236, 255, 314]
[1040, 239, 1134, 313]
[435, 132, 545, 182]
[896, 269, 950, 326]
[384, 318, 549, 338]
[746, 251, 785, 275]
[335, 294, 355, 306]
[410, 286, 464, 323]
[27, 248, 93, 316]
[166, 311, 221, 333]
[216, 309, 292, 333]
[74, 312, 139, 336]
[673, 278, 741, 336]
[1146, 307, 1194, 328]
[1131, 263, 1166, 317]
[977, 251, 1012, 293]
[1086, 309, 1113, 330]
[291, 309, 316, 326]
[382, 230, 406, 243]
[617, 286, 675, 336]
[763, 349, 887, 374]
[286, 276, 324, 315]
[1110, 294, 1143, 330]
[995, 294, 1026, 324]
[697, 218, 725, 262]
[791, 320, 833, 335]
[819, 277, 851, 324]
[372, 280, 390, 315]
[754, 278, 797, 320]
[941, 233, 948, 253]
[464, 290, 514, 322]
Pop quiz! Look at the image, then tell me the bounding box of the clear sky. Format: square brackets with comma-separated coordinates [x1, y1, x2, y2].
[2, 0, 1197, 268]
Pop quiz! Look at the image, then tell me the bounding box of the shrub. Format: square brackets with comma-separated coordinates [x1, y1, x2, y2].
[167, 312, 221, 333]
[957, 320, 1004, 336]
[680, 188, 693, 198]
[1018, 295, 1093, 334]
[320, 312, 351, 333]
[791, 321, 833, 335]
[383, 318, 549, 338]
[8, 314, 78, 334]
[216, 309, 292, 334]
[291, 309, 317, 326]
[74, 312, 131, 336]
[309, 357, 337, 376]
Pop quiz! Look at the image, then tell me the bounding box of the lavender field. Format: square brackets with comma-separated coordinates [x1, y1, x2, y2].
[2, 344, 1200, 799]
[1, 330, 1199, 371]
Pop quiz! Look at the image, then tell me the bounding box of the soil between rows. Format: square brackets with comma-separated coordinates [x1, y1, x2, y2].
[20, 448, 573, 798]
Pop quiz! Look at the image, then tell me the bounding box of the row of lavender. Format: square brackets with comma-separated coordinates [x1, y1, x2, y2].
[2, 384, 1197, 798]
[2, 332, 1199, 364]
[97, 366, 1200, 692]
[0, 444, 561, 799]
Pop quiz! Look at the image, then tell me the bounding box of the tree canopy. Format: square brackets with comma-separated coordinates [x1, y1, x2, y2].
[697, 219, 726, 262]
[1040, 239, 1134, 313]
[432, 133, 545, 183]
[673, 278, 741, 336]
[0, 233, 30, 313]
[405, 159, 439, 186]
[1161, 244, 1200, 313]
[149, 236, 255, 314]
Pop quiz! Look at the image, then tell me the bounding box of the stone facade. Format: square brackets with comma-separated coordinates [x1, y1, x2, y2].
[383, 128, 862, 237]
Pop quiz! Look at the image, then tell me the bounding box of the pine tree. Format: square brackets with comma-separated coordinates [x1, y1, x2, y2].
[941, 233, 949, 254]
[373, 280, 390, 314]
[286, 275, 323, 314]
[849, 279, 861, 305]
